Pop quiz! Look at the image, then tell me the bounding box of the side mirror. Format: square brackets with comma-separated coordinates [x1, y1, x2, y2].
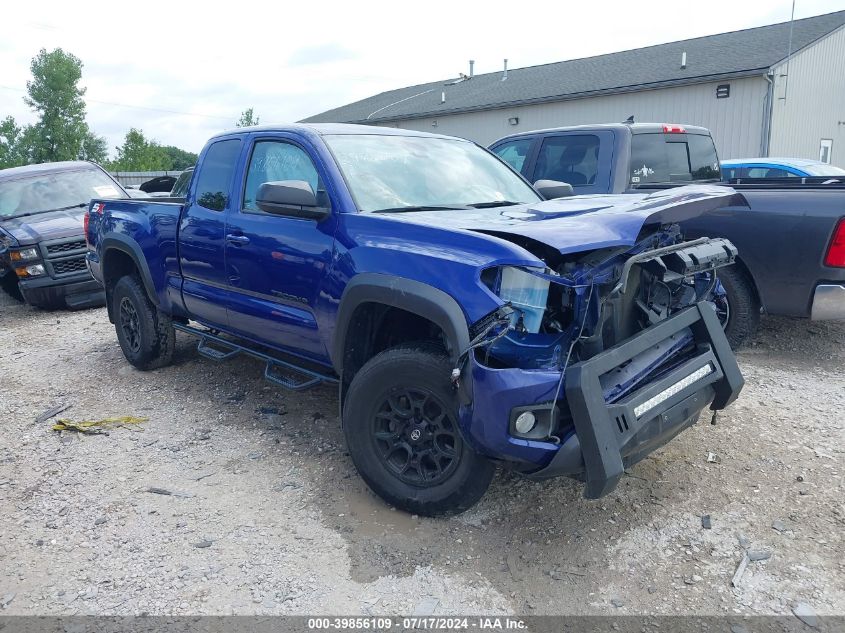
[256, 180, 329, 220]
[534, 179, 574, 200]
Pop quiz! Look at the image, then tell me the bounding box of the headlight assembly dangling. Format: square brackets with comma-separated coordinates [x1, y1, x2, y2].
[496, 266, 550, 334]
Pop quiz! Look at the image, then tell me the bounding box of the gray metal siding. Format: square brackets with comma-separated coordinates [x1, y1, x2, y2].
[110, 170, 185, 187]
[392, 77, 768, 159]
[768, 26, 845, 167]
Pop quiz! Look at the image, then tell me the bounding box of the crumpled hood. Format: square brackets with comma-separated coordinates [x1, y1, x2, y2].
[0, 207, 86, 245]
[387, 185, 744, 255]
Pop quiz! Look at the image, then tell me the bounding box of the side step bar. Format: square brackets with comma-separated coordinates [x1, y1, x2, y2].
[173, 323, 338, 391]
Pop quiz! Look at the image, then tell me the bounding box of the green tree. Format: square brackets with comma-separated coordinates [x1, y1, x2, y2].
[1, 49, 111, 168]
[236, 108, 260, 127]
[0, 116, 24, 168]
[162, 145, 198, 170]
[24, 48, 89, 163]
[110, 128, 172, 171]
[79, 127, 109, 164]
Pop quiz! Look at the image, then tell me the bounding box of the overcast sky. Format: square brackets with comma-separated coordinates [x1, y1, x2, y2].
[1, 0, 842, 156]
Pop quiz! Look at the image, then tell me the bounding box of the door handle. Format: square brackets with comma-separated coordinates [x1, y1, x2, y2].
[226, 234, 250, 246]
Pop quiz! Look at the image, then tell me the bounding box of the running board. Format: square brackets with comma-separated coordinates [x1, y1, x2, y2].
[173, 323, 337, 392]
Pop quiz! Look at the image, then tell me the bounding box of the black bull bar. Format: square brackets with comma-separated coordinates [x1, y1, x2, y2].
[528, 301, 744, 499]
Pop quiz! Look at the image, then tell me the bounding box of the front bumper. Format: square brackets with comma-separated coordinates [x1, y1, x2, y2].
[810, 284, 845, 320]
[19, 273, 105, 309]
[463, 302, 743, 499]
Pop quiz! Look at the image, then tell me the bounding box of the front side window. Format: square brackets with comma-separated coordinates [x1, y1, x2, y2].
[194, 139, 241, 211]
[0, 168, 125, 219]
[324, 134, 541, 213]
[243, 141, 321, 211]
[534, 135, 600, 186]
[492, 138, 533, 173]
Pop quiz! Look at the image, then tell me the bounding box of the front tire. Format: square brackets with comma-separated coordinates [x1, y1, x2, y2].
[716, 265, 760, 349]
[0, 273, 23, 303]
[112, 275, 175, 370]
[343, 346, 495, 516]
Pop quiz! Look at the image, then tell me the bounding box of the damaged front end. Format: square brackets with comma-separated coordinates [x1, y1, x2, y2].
[458, 225, 744, 498]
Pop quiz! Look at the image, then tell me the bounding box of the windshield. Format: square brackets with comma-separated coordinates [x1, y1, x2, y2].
[324, 134, 542, 212]
[0, 168, 125, 218]
[805, 164, 845, 177]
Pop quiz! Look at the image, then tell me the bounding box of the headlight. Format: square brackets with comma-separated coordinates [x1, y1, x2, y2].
[10, 247, 39, 261]
[15, 264, 46, 278]
[491, 266, 550, 334]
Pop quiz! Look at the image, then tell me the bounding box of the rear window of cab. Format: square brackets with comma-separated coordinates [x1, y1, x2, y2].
[630, 133, 720, 185]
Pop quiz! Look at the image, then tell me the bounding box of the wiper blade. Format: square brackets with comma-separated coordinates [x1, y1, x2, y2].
[467, 200, 524, 208]
[372, 204, 472, 214]
[5, 202, 87, 220]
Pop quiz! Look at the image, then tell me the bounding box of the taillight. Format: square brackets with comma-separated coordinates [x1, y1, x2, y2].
[662, 124, 686, 134]
[83, 210, 90, 242]
[825, 218, 845, 267]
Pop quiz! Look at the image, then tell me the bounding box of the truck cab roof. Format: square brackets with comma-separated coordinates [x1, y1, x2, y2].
[208, 122, 467, 143]
[0, 160, 102, 183]
[495, 122, 713, 141]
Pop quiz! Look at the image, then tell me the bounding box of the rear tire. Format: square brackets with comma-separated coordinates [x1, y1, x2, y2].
[717, 265, 760, 349]
[112, 275, 175, 370]
[343, 346, 495, 516]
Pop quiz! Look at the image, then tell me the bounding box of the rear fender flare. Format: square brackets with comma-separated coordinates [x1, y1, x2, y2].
[101, 234, 159, 307]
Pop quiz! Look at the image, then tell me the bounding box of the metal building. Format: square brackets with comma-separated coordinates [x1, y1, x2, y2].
[304, 11, 845, 166]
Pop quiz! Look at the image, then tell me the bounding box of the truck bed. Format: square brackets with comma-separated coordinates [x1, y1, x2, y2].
[683, 184, 845, 317]
[85, 197, 185, 315]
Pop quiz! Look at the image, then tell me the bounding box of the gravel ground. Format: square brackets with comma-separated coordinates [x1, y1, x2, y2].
[1, 295, 843, 617]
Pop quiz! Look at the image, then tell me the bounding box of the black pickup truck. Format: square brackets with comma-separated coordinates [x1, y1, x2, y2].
[0, 161, 128, 309]
[490, 123, 845, 347]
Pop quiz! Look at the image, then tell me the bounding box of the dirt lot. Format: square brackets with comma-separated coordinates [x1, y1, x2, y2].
[1, 296, 843, 618]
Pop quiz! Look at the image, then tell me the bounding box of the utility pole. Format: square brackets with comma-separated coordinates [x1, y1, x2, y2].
[781, 0, 796, 102]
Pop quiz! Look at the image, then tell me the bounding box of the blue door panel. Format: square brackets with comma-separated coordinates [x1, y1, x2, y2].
[224, 134, 337, 362]
[178, 137, 244, 325]
[178, 207, 228, 323]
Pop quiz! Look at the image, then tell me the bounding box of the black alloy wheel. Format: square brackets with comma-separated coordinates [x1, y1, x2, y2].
[119, 296, 142, 354]
[372, 388, 461, 486]
[342, 345, 496, 516]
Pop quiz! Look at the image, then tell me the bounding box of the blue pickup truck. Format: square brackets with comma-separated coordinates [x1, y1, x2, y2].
[87, 124, 743, 515]
[491, 123, 845, 347]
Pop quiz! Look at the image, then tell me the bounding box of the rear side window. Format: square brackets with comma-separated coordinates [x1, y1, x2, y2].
[747, 167, 798, 179]
[194, 140, 241, 211]
[535, 135, 600, 186]
[492, 138, 533, 173]
[630, 133, 720, 184]
[170, 168, 194, 197]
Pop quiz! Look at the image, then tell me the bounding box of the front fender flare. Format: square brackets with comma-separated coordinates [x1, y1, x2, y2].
[332, 273, 470, 374]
